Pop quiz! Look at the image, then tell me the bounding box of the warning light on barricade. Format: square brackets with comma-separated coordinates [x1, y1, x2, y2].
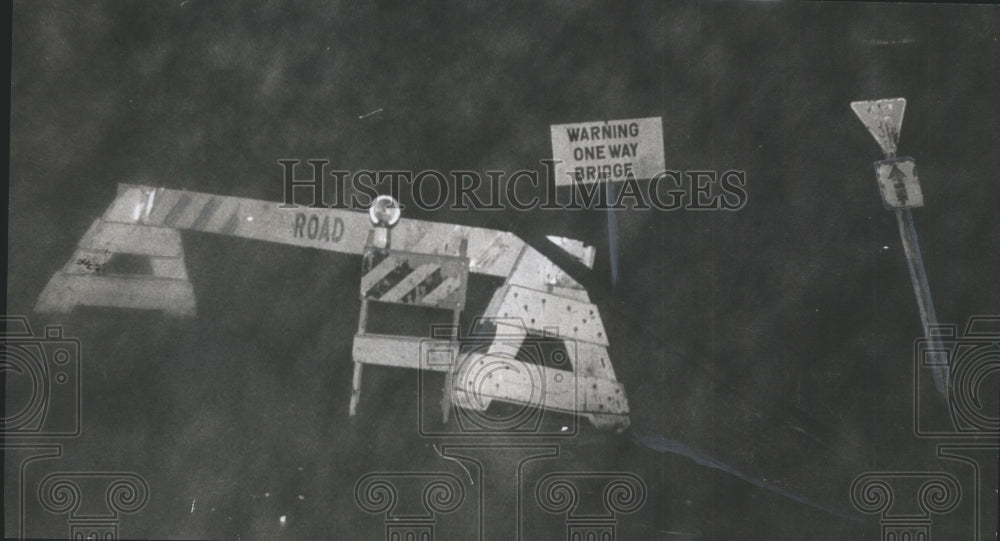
[369, 195, 401, 227]
[368, 195, 401, 249]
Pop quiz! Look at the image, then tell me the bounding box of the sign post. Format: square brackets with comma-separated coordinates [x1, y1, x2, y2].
[550, 117, 666, 286]
[850, 98, 949, 394]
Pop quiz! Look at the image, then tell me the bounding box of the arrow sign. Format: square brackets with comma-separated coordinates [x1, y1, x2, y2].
[851, 97, 947, 394]
[889, 165, 908, 204]
[851, 98, 906, 157]
[874, 157, 923, 209]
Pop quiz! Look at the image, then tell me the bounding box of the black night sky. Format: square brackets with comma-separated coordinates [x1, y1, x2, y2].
[7, 2, 1000, 540]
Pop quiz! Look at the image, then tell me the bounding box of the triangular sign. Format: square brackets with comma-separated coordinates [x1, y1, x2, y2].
[850, 98, 906, 157]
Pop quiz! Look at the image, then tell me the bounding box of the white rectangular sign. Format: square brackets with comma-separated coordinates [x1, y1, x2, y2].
[550, 116, 665, 186]
[875, 158, 923, 209]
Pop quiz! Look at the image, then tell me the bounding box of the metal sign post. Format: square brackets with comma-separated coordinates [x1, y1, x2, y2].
[851, 98, 949, 394]
[550, 117, 666, 287]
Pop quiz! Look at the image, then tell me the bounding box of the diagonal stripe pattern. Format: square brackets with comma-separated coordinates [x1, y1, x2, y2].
[152, 191, 243, 235]
[360, 248, 467, 309]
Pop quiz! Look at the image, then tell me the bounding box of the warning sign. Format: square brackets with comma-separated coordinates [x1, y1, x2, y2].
[875, 157, 923, 209]
[551, 117, 665, 186]
[851, 98, 906, 157]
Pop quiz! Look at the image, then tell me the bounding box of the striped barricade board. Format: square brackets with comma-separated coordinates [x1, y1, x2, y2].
[359, 245, 469, 312]
[34, 183, 631, 431]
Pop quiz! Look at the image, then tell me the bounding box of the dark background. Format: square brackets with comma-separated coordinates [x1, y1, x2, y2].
[6, 1, 1000, 539]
